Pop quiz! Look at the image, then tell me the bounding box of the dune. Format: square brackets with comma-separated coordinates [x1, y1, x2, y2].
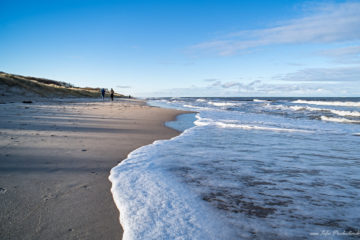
[0, 71, 125, 101]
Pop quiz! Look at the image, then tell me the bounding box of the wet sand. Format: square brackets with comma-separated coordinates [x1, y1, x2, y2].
[0, 98, 187, 240]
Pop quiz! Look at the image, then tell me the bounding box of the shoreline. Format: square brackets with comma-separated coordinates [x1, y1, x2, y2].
[0, 98, 189, 240]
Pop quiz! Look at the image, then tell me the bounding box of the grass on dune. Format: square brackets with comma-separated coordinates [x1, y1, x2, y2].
[0, 72, 126, 98]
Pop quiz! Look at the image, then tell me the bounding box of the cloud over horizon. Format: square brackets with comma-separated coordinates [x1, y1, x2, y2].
[141, 79, 346, 97]
[192, 2, 360, 56]
[278, 66, 360, 82]
[319, 45, 360, 63]
[116, 85, 132, 89]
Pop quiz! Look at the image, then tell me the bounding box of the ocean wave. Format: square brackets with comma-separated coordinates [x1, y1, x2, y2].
[183, 104, 199, 108]
[253, 99, 269, 102]
[215, 122, 313, 133]
[290, 105, 360, 117]
[196, 98, 206, 102]
[263, 104, 289, 111]
[195, 117, 312, 133]
[289, 105, 311, 111]
[208, 101, 237, 107]
[293, 100, 360, 107]
[330, 109, 360, 117]
[320, 116, 360, 124]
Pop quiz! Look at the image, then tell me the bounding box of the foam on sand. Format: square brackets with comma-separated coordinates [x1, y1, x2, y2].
[109, 137, 235, 240]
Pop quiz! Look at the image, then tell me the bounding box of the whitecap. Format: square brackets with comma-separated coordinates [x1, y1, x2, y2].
[208, 101, 237, 107]
[290, 105, 360, 117]
[293, 100, 360, 107]
[215, 122, 313, 133]
[195, 117, 312, 133]
[328, 109, 360, 117]
[253, 99, 269, 102]
[320, 116, 360, 124]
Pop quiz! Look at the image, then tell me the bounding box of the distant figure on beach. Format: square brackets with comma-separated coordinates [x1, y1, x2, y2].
[101, 88, 105, 100]
[110, 88, 114, 101]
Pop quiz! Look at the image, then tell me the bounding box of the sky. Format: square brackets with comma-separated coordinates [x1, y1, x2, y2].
[1, 0, 360, 97]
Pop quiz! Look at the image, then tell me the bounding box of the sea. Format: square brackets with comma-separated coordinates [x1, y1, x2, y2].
[109, 97, 360, 240]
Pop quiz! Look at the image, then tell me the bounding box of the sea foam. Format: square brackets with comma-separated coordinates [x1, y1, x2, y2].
[109, 129, 235, 240]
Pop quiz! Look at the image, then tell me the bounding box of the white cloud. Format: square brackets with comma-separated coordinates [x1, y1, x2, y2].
[207, 80, 320, 94]
[207, 80, 261, 89]
[321, 46, 360, 56]
[141, 80, 340, 97]
[279, 66, 360, 82]
[319, 45, 360, 63]
[140, 65, 360, 97]
[116, 85, 131, 89]
[203, 78, 219, 82]
[221, 81, 241, 88]
[192, 2, 360, 55]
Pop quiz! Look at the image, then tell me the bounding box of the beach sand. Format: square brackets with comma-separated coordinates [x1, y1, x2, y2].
[0, 98, 187, 240]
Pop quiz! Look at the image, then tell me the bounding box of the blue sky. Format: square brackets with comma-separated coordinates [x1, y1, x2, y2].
[1, 0, 360, 97]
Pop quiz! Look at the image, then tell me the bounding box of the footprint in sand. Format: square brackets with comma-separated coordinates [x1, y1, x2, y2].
[0, 187, 7, 194]
[42, 194, 54, 202]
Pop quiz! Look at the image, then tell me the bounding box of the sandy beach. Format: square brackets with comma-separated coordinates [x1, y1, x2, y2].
[0, 98, 187, 240]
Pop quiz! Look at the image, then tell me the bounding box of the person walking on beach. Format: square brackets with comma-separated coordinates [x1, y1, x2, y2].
[110, 88, 114, 101]
[101, 88, 105, 100]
